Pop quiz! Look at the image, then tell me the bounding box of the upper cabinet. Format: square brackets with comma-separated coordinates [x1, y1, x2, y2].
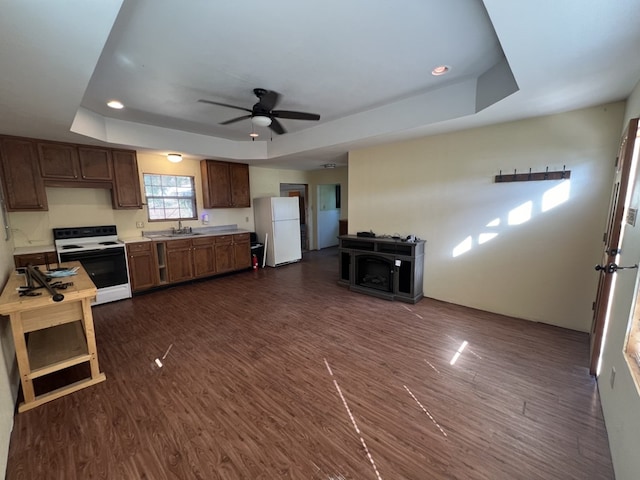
[112, 150, 143, 209]
[0, 134, 142, 212]
[0, 136, 48, 211]
[201, 160, 250, 208]
[37, 142, 113, 183]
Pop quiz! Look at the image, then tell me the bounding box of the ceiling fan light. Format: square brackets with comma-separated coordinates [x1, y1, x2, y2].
[251, 115, 272, 127]
[167, 153, 182, 163]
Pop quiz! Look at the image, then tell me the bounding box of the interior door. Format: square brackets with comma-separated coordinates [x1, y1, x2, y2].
[590, 117, 639, 375]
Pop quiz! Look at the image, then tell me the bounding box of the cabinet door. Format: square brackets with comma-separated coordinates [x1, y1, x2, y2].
[233, 233, 251, 269]
[201, 160, 231, 208]
[166, 240, 193, 283]
[112, 150, 142, 209]
[127, 243, 158, 292]
[37, 142, 79, 179]
[214, 235, 234, 273]
[0, 137, 48, 211]
[192, 238, 216, 277]
[78, 147, 113, 181]
[229, 163, 250, 207]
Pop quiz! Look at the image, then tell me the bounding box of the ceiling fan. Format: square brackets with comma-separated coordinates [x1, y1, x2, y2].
[198, 88, 320, 135]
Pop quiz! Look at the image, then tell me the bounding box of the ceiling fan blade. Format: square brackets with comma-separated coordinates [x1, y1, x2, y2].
[269, 118, 286, 135]
[271, 110, 320, 121]
[219, 115, 252, 125]
[198, 99, 252, 113]
[257, 90, 280, 111]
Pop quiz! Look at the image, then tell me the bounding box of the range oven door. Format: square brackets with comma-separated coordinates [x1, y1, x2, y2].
[59, 247, 129, 289]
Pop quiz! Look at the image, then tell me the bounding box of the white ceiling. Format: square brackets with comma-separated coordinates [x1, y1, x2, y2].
[1, 1, 640, 170]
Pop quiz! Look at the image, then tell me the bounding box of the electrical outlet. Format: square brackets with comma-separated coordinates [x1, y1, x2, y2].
[610, 366, 616, 389]
[136, 221, 144, 228]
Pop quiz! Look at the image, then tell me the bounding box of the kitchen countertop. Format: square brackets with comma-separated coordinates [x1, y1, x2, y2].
[13, 245, 56, 255]
[123, 225, 250, 243]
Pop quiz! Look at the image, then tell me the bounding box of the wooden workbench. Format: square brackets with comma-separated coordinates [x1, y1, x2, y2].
[0, 262, 106, 412]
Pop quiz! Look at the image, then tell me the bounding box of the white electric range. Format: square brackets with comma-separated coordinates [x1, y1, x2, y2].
[53, 225, 131, 305]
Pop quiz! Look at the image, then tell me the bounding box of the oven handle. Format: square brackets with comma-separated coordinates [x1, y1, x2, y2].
[59, 247, 125, 262]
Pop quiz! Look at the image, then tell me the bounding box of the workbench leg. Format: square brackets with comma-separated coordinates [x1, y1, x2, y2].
[9, 312, 36, 404]
[81, 298, 102, 379]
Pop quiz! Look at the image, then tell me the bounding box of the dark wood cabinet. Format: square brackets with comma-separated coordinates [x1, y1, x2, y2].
[165, 239, 194, 283]
[192, 236, 217, 278]
[38, 142, 113, 184]
[214, 235, 235, 273]
[78, 146, 113, 181]
[229, 163, 250, 207]
[0, 137, 48, 211]
[112, 150, 142, 209]
[232, 233, 252, 269]
[14, 251, 58, 268]
[338, 235, 425, 304]
[126, 242, 158, 292]
[37, 142, 80, 180]
[0, 134, 141, 212]
[201, 160, 250, 208]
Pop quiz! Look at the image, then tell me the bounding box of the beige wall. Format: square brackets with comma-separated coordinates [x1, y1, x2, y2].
[0, 230, 18, 479]
[349, 102, 624, 331]
[598, 78, 640, 480]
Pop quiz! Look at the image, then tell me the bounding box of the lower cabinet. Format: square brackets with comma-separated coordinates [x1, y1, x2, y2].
[166, 239, 194, 283]
[14, 251, 58, 268]
[192, 237, 217, 278]
[126, 242, 159, 292]
[127, 233, 252, 293]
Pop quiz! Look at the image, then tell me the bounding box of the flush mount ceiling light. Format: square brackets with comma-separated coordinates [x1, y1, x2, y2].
[106, 99, 124, 109]
[324, 163, 336, 169]
[167, 153, 182, 163]
[431, 65, 450, 76]
[251, 115, 272, 127]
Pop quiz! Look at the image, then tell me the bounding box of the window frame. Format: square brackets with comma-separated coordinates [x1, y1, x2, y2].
[143, 172, 197, 222]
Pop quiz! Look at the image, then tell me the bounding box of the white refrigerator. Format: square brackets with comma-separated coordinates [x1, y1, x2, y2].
[253, 196, 302, 267]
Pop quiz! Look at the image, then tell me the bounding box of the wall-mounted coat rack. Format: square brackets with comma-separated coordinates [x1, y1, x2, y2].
[494, 166, 571, 183]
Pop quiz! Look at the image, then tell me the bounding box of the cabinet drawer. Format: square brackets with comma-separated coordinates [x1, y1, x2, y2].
[191, 236, 215, 246]
[233, 233, 249, 243]
[127, 242, 152, 253]
[215, 235, 233, 244]
[14, 252, 57, 268]
[165, 239, 191, 250]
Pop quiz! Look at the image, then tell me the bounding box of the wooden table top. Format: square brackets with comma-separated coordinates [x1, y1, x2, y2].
[0, 261, 97, 315]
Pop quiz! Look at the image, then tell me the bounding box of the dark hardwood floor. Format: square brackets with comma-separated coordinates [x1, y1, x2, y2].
[5, 248, 614, 479]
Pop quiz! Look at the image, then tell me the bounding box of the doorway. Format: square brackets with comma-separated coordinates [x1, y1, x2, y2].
[317, 184, 341, 249]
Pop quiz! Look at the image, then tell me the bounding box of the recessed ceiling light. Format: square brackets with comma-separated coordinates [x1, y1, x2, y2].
[431, 65, 450, 76]
[107, 100, 124, 109]
[249, 132, 259, 138]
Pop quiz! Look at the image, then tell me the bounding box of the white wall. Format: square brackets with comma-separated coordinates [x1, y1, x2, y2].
[598, 78, 640, 480]
[349, 102, 624, 331]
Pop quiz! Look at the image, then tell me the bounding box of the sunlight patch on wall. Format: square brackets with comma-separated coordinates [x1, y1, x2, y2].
[452, 236, 472, 257]
[478, 233, 498, 244]
[508, 201, 532, 225]
[542, 180, 571, 212]
[451, 181, 571, 257]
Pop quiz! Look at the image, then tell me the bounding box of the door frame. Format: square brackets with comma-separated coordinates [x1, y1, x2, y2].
[590, 117, 639, 375]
